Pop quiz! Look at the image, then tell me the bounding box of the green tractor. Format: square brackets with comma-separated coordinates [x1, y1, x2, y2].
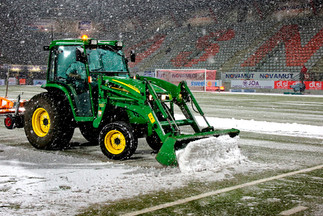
[21, 36, 239, 166]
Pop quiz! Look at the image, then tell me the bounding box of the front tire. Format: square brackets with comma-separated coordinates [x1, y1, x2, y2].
[146, 132, 163, 151]
[24, 92, 74, 150]
[99, 121, 137, 160]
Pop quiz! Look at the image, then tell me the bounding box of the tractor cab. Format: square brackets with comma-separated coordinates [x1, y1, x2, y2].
[44, 37, 131, 118]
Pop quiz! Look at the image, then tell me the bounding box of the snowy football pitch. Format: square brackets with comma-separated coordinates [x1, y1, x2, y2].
[0, 85, 322, 215]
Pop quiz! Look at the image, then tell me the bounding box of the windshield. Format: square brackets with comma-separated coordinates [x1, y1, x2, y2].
[86, 47, 128, 75]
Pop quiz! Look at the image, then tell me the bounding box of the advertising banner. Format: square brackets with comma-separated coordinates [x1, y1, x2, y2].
[306, 81, 323, 90]
[274, 81, 323, 90]
[222, 72, 297, 81]
[26, 20, 55, 32]
[188, 80, 222, 87]
[19, 79, 26, 85]
[156, 69, 206, 82]
[33, 80, 46, 86]
[143, 71, 155, 77]
[1, 64, 47, 71]
[274, 80, 292, 89]
[231, 80, 274, 89]
[155, 69, 216, 91]
[8, 78, 17, 85]
[156, 70, 216, 81]
[79, 21, 92, 30]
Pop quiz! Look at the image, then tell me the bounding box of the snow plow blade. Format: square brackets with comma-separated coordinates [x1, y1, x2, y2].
[155, 128, 240, 167]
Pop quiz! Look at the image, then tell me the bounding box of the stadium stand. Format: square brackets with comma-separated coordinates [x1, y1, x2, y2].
[0, 0, 323, 85]
[124, 15, 323, 81]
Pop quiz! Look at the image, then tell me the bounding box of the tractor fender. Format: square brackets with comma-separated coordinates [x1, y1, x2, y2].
[43, 84, 77, 120]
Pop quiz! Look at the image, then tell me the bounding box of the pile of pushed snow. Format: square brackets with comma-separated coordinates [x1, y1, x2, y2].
[176, 135, 245, 173]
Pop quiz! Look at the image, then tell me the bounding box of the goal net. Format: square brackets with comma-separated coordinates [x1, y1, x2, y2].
[154, 69, 218, 91]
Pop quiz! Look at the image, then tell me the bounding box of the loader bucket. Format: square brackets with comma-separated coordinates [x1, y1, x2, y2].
[155, 128, 240, 166]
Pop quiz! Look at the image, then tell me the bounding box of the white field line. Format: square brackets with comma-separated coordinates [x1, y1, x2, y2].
[123, 164, 323, 216]
[279, 206, 308, 215]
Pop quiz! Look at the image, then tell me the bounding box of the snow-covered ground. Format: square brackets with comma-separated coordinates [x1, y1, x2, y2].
[0, 89, 323, 216]
[0, 129, 264, 216]
[1, 116, 322, 216]
[197, 115, 323, 139]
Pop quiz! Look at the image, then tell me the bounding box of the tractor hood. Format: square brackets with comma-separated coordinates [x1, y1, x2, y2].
[100, 76, 169, 100]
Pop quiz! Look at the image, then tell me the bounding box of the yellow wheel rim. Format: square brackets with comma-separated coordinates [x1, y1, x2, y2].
[104, 130, 126, 155]
[32, 108, 50, 137]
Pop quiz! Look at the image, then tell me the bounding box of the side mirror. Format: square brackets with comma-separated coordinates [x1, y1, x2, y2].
[43, 46, 50, 51]
[76, 48, 87, 63]
[130, 50, 136, 62]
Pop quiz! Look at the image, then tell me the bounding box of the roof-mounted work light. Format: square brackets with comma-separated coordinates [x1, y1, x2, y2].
[81, 35, 89, 40]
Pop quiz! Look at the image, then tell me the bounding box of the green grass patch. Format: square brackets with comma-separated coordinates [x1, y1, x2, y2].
[77, 168, 323, 216]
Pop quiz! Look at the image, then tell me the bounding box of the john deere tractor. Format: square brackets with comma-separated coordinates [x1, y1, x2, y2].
[19, 36, 239, 166]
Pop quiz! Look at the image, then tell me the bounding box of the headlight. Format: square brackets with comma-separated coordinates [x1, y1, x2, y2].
[161, 94, 167, 101]
[148, 94, 169, 101]
[90, 39, 98, 45]
[98, 110, 103, 117]
[116, 41, 123, 47]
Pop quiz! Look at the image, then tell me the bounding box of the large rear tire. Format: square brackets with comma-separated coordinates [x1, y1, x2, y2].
[99, 121, 137, 160]
[24, 92, 74, 150]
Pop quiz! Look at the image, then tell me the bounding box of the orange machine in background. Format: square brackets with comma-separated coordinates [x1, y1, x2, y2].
[0, 96, 26, 129]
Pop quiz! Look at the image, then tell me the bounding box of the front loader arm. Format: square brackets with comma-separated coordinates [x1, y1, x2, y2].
[178, 81, 214, 132]
[141, 78, 240, 167]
